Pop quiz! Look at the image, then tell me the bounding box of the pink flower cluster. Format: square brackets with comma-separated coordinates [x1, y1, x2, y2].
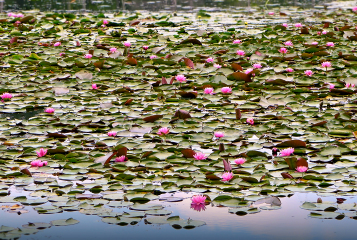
[191, 195, 206, 211]
[279, 47, 288, 54]
[108, 131, 117, 137]
[284, 41, 293, 46]
[31, 160, 48, 167]
[8, 13, 24, 18]
[236, 50, 245, 56]
[157, 127, 169, 135]
[345, 83, 355, 88]
[206, 57, 214, 63]
[253, 63, 262, 69]
[305, 70, 313, 76]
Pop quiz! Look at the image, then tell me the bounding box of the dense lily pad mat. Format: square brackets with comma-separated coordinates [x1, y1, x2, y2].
[1, 6, 357, 238]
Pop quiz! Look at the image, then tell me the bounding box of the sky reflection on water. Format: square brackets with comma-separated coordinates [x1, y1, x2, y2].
[1, 192, 357, 240]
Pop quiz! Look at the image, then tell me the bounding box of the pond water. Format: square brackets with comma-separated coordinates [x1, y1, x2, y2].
[1, 191, 357, 240]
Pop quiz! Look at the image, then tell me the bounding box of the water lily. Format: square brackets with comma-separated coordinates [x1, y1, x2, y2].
[322, 30, 327, 35]
[296, 166, 308, 172]
[107, 131, 117, 137]
[175, 75, 186, 83]
[234, 158, 246, 165]
[253, 63, 262, 69]
[305, 70, 313, 76]
[45, 108, 55, 113]
[92, 84, 98, 90]
[282, 23, 288, 27]
[36, 148, 47, 158]
[284, 41, 293, 46]
[123, 41, 131, 47]
[204, 87, 214, 95]
[221, 87, 232, 94]
[279, 147, 294, 157]
[193, 152, 207, 160]
[31, 160, 48, 167]
[109, 47, 117, 53]
[115, 156, 126, 162]
[214, 131, 224, 138]
[1, 93, 12, 100]
[245, 68, 254, 74]
[326, 42, 334, 47]
[221, 172, 233, 182]
[353, 6, 357, 12]
[103, 19, 109, 25]
[268, 12, 274, 15]
[157, 127, 169, 135]
[294, 23, 302, 28]
[279, 47, 288, 54]
[143, 45, 149, 50]
[246, 118, 254, 125]
[54, 42, 61, 47]
[236, 50, 245, 56]
[311, 41, 318, 45]
[233, 39, 241, 44]
[286, 68, 294, 72]
[150, 55, 157, 59]
[214, 63, 221, 68]
[206, 57, 214, 63]
[328, 83, 335, 90]
[321, 61, 331, 70]
[84, 54, 92, 59]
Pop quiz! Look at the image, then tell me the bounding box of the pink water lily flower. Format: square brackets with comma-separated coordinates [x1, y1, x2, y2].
[36, 148, 47, 158]
[221, 172, 233, 182]
[54, 42, 61, 47]
[103, 19, 109, 25]
[295, 23, 302, 28]
[45, 108, 55, 113]
[279, 147, 294, 157]
[150, 55, 157, 59]
[296, 166, 308, 172]
[353, 6, 357, 12]
[92, 84, 98, 90]
[245, 68, 254, 74]
[321, 61, 331, 68]
[282, 23, 288, 27]
[345, 83, 353, 88]
[322, 30, 327, 35]
[8, 13, 15, 17]
[214, 64, 221, 68]
[107, 131, 117, 137]
[236, 50, 245, 56]
[253, 63, 262, 69]
[175, 75, 186, 83]
[284, 41, 293, 46]
[279, 47, 288, 54]
[193, 152, 207, 160]
[109, 47, 117, 53]
[214, 131, 224, 138]
[123, 41, 131, 47]
[31, 160, 48, 167]
[328, 83, 335, 89]
[191, 195, 206, 205]
[234, 158, 246, 165]
[115, 155, 126, 162]
[1, 93, 13, 100]
[16, 13, 24, 18]
[305, 70, 313, 76]
[206, 57, 214, 63]
[311, 41, 318, 45]
[268, 12, 274, 15]
[233, 39, 241, 44]
[143, 45, 149, 50]
[286, 68, 294, 72]
[204, 87, 214, 95]
[246, 118, 254, 125]
[326, 42, 334, 47]
[157, 127, 169, 135]
[59, 52, 65, 57]
[84, 54, 92, 59]
[221, 87, 232, 94]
